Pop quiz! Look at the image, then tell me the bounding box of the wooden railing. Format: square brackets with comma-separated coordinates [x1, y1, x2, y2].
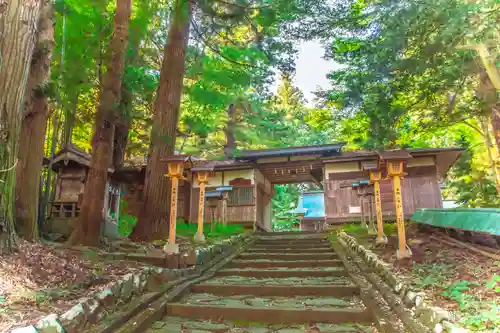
[49, 201, 80, 218]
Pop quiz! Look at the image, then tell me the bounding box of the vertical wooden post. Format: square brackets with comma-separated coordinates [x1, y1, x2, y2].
[168, 171, 180, 245]
[367, 195, 376, 234]
[222, 192, 228, 225]
[163, 159, 188, 254]
[386, 160, 411, 259]
[194, 171, 209, 243]
[370, 170, 387, 244]
[360, 195, 366, 228]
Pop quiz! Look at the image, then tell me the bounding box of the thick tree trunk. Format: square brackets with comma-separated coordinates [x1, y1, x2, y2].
[0, 0, 42, 254]
[130, 0, 193, 241]
[68, 0, 131, 246]
[224, 103, 236, 159]
[15, 0, 55, 242]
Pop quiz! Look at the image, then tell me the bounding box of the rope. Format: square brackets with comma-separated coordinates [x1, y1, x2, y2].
[0, 159, 18, 173]
[0, 159, 18, 182]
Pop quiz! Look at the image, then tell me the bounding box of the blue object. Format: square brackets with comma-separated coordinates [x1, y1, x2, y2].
[216, 186, 233, 192]
[205, 191, 223, 199]
[302, 192, 325, 218]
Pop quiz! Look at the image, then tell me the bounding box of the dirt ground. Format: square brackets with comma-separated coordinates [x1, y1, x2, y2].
[0, 239, 157, 332]
[343, 223, 500, 331]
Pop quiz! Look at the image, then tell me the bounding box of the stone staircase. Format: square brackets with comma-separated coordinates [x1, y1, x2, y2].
[147, 233, 376, 332]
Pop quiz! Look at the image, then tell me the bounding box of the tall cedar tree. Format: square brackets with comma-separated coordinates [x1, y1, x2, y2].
[0, 0, 42, 254]
[130, 0, 193, 241]
[15, 0, 55, 242]
[69, 0, 132, 246]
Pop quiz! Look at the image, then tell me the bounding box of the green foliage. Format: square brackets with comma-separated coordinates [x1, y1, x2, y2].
[410, 263, 500, 331]
[117, 213, 137, 237]
[175, 222, 244, 241]
[271, 185, 300, 231]
[443, 135, 500, 207]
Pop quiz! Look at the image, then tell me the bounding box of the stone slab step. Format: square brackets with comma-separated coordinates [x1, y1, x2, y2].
[203, 275, 354, 287]
[216, 268, 347, 278]
[254, 239, 329, 245]
[228, 259, 343, 269]
[250, 243, 329, 249]
[239, 253, 337, 260]
[191, 284, 360, 297]
[166, 304, 373, 325]
[256, 231, 326, 236]
[245, 247, 333, 253]
[146, 316, 375, 333]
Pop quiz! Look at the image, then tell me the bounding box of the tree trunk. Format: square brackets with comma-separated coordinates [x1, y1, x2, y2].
[113, 86, 130, 169]
[0, 0, 42, 254]
[15, 0, 55, 242]
[130, 0, 193, 241]
[224, 103, 236, 159]
[68, 0, 131, 246]
[477, 70, 500, 193]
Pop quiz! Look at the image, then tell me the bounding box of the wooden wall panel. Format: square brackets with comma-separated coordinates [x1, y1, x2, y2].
[325, 166, 443, 222]
[190, 186, 256, 223]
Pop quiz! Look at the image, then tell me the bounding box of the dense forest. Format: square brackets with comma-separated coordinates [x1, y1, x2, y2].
[0, 0, 498, 251]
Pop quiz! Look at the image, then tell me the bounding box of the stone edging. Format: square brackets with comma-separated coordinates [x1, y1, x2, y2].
[338, 232, 465, 333]
[11, 233, 251, 333]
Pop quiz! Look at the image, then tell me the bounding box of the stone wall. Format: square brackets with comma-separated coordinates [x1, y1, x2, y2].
[337, 232, 465, 333]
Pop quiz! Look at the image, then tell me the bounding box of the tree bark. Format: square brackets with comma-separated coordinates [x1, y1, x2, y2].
[0, 0, 42, 254]
[15, 0, 55, 242]
[68, 0, 131, 246]
[477, 70, 500, 193]
[113, 85, 130, 169]
[224, 103, 236, 159]
[130, 0, 193, 241]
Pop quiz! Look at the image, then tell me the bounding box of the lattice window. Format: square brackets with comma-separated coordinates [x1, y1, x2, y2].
[228, 187, 254, 205]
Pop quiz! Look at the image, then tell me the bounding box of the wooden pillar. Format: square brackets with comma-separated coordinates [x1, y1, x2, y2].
[386, 160, 411, 259]
[370, 170, 387, 244]
[221, 192, 228, 225]
[194, 171, 209, 243]
[356, 183, 367, 229]
[367, 194, 376, 235]
[163, 158, 188, 254]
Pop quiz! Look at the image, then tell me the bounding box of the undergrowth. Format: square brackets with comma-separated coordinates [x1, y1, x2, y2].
[412, 264, 500, 331]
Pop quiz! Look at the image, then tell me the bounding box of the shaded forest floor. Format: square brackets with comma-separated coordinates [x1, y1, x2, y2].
[0, 223, 245, 331]
[0, 240, 143, 331]
[340, 223, 500, 331]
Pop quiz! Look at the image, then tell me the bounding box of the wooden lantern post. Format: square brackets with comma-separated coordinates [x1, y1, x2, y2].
[352, 182, 367, 228]
[205, 191, 223, 232]
[163, 155, 191, 254]
[216, 186, 233, 226]
[378, 151, 412, 259]
[369, 170, 387, 244]
[192, 166, 213, 243]
[361, 180, 376, 235]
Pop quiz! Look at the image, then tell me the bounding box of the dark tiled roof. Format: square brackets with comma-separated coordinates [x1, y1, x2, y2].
[236, 143, 346, 160]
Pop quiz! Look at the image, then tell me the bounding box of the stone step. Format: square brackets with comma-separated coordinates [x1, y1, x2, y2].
[191, 284, 360, 297]
[216, 268, 347, 278]
[254, 239, 329, 244]
[203, 274, 354, 287]
[146, 316, 375, 333]
[256, 231, 326, 236]
[245, 247, 333, 253]
[250, 243, 329, 249]
[228, 259, 343, 269]
[239, 252, 337, 261]
[166, 304, 372, 325]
